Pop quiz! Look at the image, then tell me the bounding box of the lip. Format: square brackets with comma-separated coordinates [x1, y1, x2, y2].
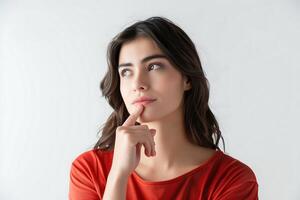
[132, 96, 156, 105]
[134, 100, 156, 106]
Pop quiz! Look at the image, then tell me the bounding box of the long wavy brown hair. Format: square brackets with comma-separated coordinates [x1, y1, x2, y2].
[94, 16, 225, 152]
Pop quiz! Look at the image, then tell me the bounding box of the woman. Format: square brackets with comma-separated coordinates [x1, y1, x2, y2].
[69, 16, 258, 200]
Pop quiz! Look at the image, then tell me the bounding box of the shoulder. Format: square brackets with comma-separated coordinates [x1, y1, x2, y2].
[69, 149, 114, 199]
[211, 151, 258, 199]
[217, 151, 257, 183]
[70, 148, 114, 179]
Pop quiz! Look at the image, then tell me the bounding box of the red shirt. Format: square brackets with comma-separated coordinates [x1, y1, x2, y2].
[69, 149, 258, 200]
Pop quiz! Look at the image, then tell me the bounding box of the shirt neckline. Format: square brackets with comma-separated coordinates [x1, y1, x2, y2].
[131, 150, 223, 186]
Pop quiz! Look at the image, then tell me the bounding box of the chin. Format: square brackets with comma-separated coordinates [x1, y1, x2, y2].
[137, 113, 159, 123]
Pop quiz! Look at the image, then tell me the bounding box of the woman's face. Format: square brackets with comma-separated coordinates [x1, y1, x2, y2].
[118, 36, 191, 123]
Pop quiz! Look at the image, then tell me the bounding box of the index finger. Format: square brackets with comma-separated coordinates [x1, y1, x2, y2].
[123, 105, 144, 127]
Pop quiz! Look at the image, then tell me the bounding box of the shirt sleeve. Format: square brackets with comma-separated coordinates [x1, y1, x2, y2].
[69, 160, 101, 200]
[216, 181, 258, 200]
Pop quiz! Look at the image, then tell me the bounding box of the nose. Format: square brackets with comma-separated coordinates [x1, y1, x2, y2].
[132, 70, 149, 92]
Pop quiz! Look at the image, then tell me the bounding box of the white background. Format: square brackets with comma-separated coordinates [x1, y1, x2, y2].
[1, 0, 299, 199]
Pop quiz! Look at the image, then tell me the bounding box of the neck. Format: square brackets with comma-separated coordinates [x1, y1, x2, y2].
[138, 106, 197, 170]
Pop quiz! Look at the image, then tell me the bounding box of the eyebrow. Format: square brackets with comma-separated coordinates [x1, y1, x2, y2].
[118, 54, 168, 69]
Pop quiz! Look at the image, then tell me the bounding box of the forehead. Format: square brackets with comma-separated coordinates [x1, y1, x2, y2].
[118, 36, 164, 63]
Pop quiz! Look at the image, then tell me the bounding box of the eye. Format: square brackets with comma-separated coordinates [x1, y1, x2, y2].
[148, 63, 162, 71]
[120, 69, 131, 77]
[119, 63, 163, 78]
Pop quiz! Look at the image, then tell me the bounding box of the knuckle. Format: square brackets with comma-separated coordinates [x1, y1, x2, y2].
[140, 125, 148, 130]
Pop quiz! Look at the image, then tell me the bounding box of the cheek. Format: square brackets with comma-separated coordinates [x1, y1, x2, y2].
[155, 76, 184, 109]
[120, 82, 134, 112]
[120, 83, 129, 102]
[157, 74, 184, 96]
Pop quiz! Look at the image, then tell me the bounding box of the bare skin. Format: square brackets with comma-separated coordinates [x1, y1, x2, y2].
[134, 104, 217, 181]
[118, 36, 216, 181]
[135, 145, 216, 182]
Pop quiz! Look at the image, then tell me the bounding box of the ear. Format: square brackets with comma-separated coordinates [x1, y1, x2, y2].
[183, 76, 192, 91]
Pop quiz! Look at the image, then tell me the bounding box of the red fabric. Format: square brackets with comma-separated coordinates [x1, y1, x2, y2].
[69, 149, 258, 200]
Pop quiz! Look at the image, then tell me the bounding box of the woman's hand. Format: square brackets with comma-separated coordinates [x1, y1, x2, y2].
[110, 104, 156, 177]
